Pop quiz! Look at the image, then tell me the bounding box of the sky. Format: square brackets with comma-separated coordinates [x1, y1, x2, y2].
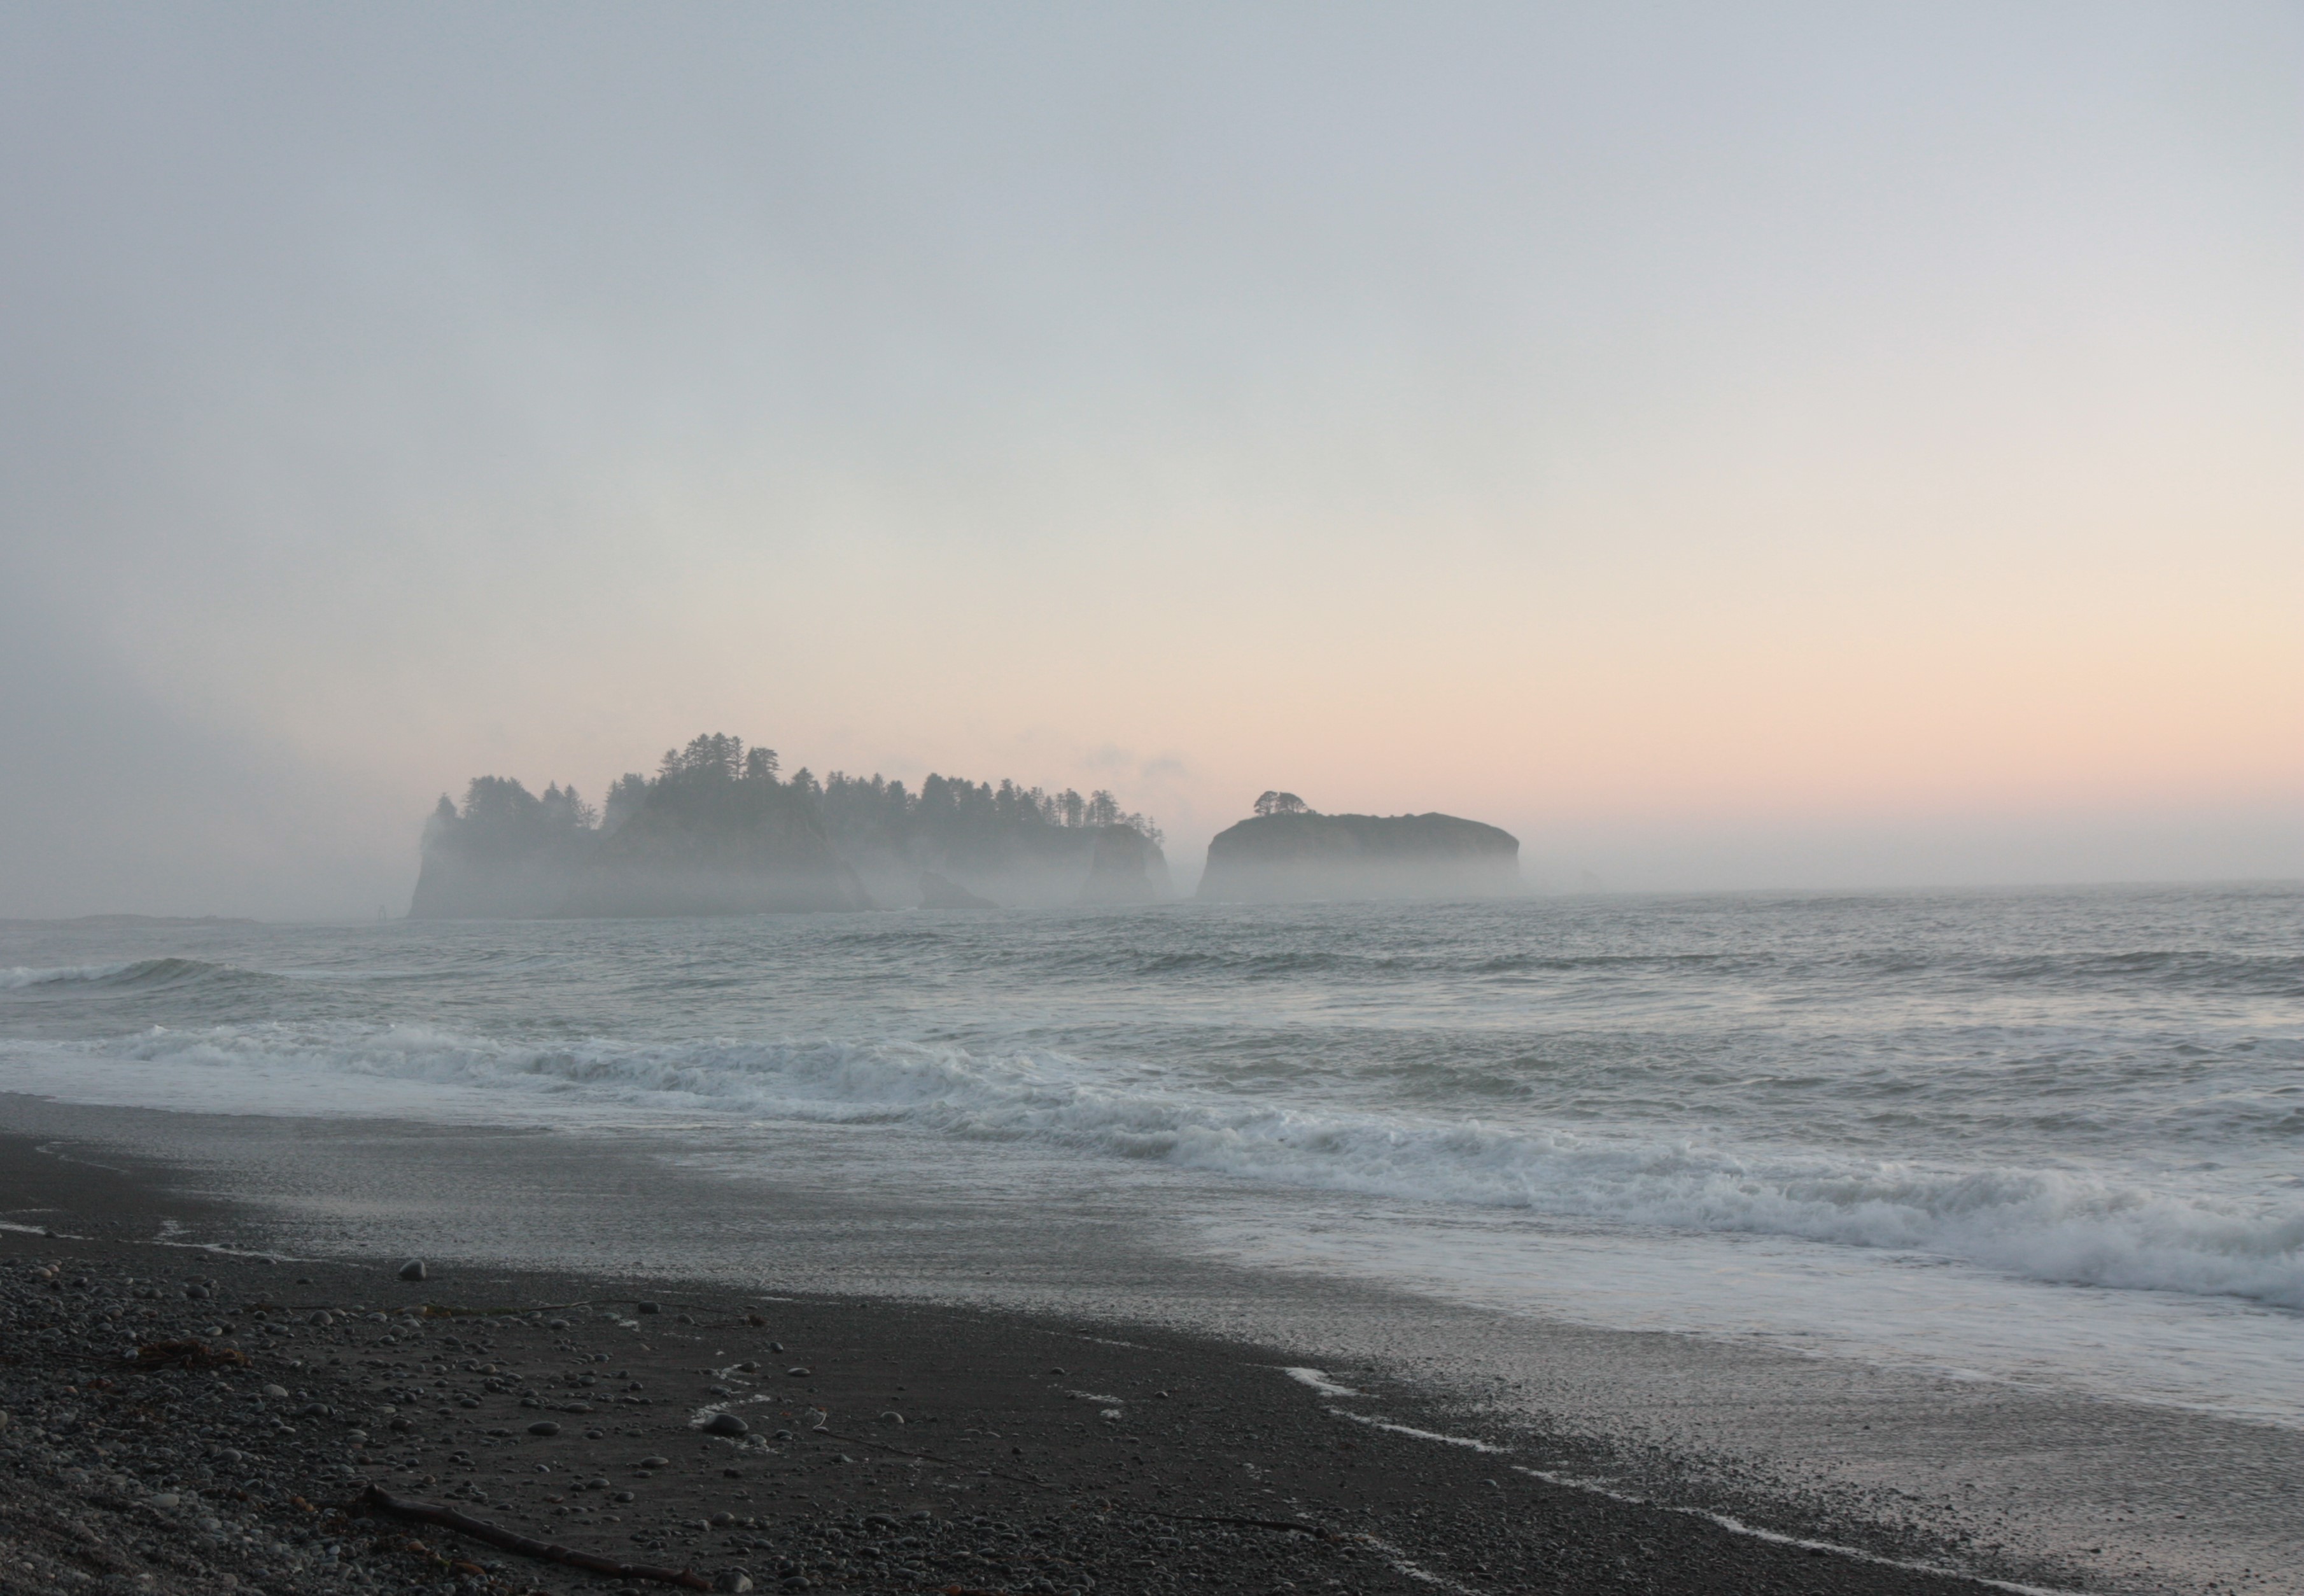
[1, 1, 2297, 916]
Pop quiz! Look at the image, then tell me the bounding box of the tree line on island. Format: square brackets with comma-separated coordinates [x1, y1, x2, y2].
[412, 732, 1168, 918]
[412, 732, 1524, 918]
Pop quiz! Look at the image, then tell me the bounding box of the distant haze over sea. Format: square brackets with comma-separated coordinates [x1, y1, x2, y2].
[1, 6, 2294, 920]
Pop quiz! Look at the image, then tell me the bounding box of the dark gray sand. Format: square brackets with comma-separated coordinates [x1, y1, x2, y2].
[1, 1107, 2294, 1595]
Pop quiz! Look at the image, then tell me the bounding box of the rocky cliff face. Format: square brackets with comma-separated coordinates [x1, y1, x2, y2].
[411, 766, 869, 918]
[406, 785, 594, 920]
[407, 846, 575, 920]
[1195, 811, 1520, 902]
[558, 781, 869, 916]
[1079, 825, 1168, 904]
[839, 825, 1169, 908]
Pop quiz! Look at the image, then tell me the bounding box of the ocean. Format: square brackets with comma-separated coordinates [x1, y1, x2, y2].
[3, 884, 2298, 1429]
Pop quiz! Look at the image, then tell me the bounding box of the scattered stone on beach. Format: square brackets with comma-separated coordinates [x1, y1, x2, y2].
[397, 1259, 426, 1281]
[785, 1366, 810, 1378]
[636, 1300, 661, 1314]
[0, 1194, 2028, 1596]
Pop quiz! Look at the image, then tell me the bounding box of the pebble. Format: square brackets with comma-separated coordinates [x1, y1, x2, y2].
[785, 1366, 811, 1378]
[703, 1413, 749, 1437]
[638, 1455, 670, 1469]
[528, 1420, 561, 1436]
[636, 1301, 661, 1315]
[713, 1569, 754, 1592]
[397, 1260, 426, 1282]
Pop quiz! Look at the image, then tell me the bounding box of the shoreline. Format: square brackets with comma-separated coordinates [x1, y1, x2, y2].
[0, 1131, 2005, 1596]
[0, 1102, 2295, 1594]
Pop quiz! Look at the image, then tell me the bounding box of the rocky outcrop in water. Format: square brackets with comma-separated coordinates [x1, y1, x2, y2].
[409, 734, 1168, 917]
[558, 773, 867, 917]
[1079, 825, 1165, 905]
[918, 871, 997, 910]
[1196, 809, 1520, 902]
[410, 738, 866, 918]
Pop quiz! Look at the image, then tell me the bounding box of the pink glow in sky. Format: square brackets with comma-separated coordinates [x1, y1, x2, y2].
[2, 3, 2296, 914]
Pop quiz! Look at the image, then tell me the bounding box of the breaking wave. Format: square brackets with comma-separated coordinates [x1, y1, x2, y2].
[28, 1019, 2304, 1310]
[0, 958, 248, 993]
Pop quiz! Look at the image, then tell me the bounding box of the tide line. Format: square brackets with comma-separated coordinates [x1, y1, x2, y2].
[1510, 1466, 2089, 1596]
[1293, 1376, 2088, 1596]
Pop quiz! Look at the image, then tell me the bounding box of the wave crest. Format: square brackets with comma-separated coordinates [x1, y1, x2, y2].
[76, 1020, 2304, 1310]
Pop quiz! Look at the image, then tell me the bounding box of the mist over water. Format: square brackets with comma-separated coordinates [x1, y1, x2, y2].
[4, 884, 2298, 1422]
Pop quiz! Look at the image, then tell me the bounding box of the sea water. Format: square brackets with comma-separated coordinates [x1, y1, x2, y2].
[2, 885, 2297, 1426]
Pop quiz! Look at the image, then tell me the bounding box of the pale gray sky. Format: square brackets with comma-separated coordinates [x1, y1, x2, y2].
[3, 3, 2296, 916]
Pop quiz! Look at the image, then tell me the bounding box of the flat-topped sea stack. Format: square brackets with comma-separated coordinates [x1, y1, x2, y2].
[1197, 806, 1521, 902]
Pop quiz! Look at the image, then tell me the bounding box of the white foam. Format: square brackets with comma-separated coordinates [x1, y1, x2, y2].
[0, 1019, 2297, 1310]
[1, 962, 137, 990]
[1330, 1408, 1509, 1453]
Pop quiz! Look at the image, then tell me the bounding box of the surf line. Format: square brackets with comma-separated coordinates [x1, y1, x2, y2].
[0, 1218, 307, 1263]
[1285, 1370, 2086, 1596]
[1327, 1408, 1510, 1454]
[1508, 1467, 2088, 1596]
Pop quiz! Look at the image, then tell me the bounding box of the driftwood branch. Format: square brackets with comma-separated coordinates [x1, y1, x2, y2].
[351, 1482, 710, 1590]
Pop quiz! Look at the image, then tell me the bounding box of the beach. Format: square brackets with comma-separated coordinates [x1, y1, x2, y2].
[0, 1118, 2053, 1596]
[3, 1100, 2298, 1596]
